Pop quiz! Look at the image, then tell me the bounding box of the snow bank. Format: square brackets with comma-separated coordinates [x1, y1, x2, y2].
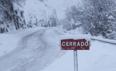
[91, 36, 116, 45]
[0, 34, 21, 57]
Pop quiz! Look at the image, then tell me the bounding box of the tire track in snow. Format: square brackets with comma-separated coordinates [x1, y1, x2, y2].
[0, 29, 46, 71]
[0, 29, 63, 71]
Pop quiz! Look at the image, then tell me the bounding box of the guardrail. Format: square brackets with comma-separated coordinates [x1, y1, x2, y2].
[91, 37, 116, 45]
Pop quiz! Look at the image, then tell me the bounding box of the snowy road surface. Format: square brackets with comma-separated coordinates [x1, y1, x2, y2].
[0, 28, 64, 71]
[0, 28, 116, 71]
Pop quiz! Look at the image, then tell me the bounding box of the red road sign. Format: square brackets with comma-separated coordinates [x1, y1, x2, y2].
[61, 39, 90, 50]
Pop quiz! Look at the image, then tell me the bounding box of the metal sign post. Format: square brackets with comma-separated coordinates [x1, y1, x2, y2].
[74, 50, 78, 71]
[61, 39, 90, 71]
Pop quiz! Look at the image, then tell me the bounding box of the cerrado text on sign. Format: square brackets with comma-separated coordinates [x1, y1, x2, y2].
[61, 39, 90, 50]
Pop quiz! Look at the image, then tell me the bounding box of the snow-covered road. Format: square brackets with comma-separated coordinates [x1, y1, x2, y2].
[0, 28, 116, 71]
[0, 28, 64, 71]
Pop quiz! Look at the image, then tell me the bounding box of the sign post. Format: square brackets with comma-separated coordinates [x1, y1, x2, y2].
[74, 50, 78, 71]
[61, 39, 90, 71]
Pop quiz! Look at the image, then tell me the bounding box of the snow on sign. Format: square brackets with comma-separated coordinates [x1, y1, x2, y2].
[61, 39, 90, 50]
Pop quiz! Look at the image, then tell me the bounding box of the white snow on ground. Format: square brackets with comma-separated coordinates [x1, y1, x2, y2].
[42, 37, 116, 71]
[0, 27, 116, 71]
[0, 0, 116, 71]
[0, 27, 65, 71]
[78, 40, 116, 71]
[41, 51, 74, 71]
[0, 34, 21, 57]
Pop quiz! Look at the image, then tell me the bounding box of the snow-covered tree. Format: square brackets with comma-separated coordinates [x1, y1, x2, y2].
[0, 0, 14, 33]
[66, 0, 116, 39]
[0, 0, 26, 33]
